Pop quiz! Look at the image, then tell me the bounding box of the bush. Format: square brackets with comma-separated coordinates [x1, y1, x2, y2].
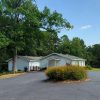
[45, 66, 87, 81]
[85, 65, 92, 70]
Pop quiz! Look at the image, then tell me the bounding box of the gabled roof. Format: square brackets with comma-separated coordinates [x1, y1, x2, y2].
[58, 53, 85, 61]
[42, 53, 86, 61]
[19, 56, 42, 61]
[7, 56, 42, 62]
[7, 53, 86, 62]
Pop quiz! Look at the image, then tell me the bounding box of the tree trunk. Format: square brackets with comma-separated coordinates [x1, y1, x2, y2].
[12, 48, 17, 73]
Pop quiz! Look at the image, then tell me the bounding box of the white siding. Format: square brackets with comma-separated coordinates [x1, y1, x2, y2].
[29, 61, 40, 70]
[71, 60, 85, 66]
[8, 54, 85, 71]
[40, 55, 71, 68]
[81, 61, 85, 66]
[8, 61, 13, 71]
[8, 58, 29, 71]
[29, 61, 40, 67]
[40, 59, 48, 68]
[71, 61, 78, 66]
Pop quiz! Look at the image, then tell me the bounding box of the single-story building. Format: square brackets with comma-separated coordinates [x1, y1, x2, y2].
[7, 53, 86, 71]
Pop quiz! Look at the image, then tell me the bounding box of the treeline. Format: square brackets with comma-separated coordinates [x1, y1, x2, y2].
[0, 31, 100, 67]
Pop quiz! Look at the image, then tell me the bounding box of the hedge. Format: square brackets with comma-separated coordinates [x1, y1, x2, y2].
[45, 66, 87, 81]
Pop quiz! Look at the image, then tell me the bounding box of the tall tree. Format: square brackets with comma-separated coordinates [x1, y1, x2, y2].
[0, 0, 73, 72]
[0, 0, 40, 72]
[70, 37, 86, 58]
[57, 35, 71, 54]
[87, 44, 100, 67]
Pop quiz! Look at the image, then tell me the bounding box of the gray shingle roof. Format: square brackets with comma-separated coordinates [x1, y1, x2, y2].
[7, 53, 85, 62]
[18, 53, 86, 61]
[19, 56, 42, 61]
[57, 53, 85, 60]
[42, 53, 86, 61]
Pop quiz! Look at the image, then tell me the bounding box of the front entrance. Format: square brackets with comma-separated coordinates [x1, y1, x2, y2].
[30, 66, 40, 71]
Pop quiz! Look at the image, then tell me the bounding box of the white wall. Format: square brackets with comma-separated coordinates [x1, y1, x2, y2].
[29, 61, 40, 67]
[8, 55, 85, 71]
[71, 60, 85, 66]
[8, 58, 29, 71]
[40, 55, 71, 68]
[81, 61, 85, 66]
[29, 61, 40, 70]
[40, 59, 48, 68]
[40, 55, 85, 68]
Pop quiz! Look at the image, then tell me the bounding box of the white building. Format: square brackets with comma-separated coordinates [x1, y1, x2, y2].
[7, 53, 86, 71]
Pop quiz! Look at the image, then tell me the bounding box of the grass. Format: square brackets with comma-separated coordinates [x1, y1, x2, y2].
[0, 71, 25, 79]
[90, 68, 100, 72]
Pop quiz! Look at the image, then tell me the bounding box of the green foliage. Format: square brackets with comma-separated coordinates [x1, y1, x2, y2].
[70, 37, 86, 58]
[45, 66, 87, 81]
[0, 0, 72, 51]
[0, 32, 10, 48]
[85, 65, 92, 70]
[87, 44, 100, 67]
[0, 0, 72, 72]
[57, 35, 70, 54]
[0, 0, 99, 70]
[0, 70, 24, 76]
[41, 6, 73, 32]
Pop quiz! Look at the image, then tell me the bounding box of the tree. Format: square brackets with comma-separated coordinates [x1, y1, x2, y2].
[38, 31, 59, 55]
[0, 0, 40, 72]
[0, 32, 10, 48]
[70, 37, 86, 58]
[57, 35, 71, 54]
[0, 0, 73, 72]
[87, 44, 100, 67]
[40, 7, 73, 32]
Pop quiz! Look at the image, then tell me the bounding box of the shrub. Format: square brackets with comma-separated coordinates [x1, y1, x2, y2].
[45, 66, 87, 81]
[85, 65, 92, 70]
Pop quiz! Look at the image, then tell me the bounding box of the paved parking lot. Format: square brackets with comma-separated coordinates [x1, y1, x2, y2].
[0, 71, 100, 100]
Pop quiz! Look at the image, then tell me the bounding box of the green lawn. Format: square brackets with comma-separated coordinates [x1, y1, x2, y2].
[90, 68, 100, 72]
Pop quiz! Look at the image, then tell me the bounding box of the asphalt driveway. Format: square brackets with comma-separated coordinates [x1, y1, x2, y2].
[0, 71, 100, 100]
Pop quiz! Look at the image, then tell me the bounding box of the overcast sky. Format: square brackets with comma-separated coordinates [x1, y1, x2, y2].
[36, 0, 100, 46]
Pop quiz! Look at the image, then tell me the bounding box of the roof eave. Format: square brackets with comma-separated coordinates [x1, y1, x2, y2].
[72, 59, 86, 61]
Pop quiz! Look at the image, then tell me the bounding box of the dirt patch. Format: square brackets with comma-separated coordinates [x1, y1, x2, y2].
[0, 73, 25, 79]
[43, 78, 90, 84]
[60, 79, 90, 84]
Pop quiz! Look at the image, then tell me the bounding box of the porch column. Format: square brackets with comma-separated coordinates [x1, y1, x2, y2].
[28, 66, 30, 71]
